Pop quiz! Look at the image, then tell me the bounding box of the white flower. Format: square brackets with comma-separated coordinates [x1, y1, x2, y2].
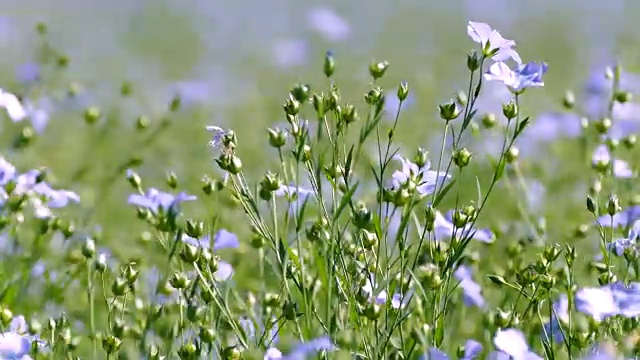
[0, 89, 27, 121]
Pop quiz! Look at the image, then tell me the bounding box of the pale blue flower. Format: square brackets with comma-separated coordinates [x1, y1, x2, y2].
[391, 155, 450, 196]
[0, 158, 16, 186]
[205, 126, 228, 148]
[128, 188, 196, 214]
[421, 348, 450, 360]
[592, 144, 633, 178]
[384, 91, 414, 121]
[272, 39, 309, 69]
[463, 340, 483, 359]
[492, 328, 543, 360]
[274, 185, 314, 200]
[0, 332, 32, 359]
[362, 274, 412, 310]
[467, 21, 521, 64]
[16, 63, 41, 85]
[0, 315, 44, 359]
[434, 211, 494, 243]
[484, 61, 547, 93]
[608, 220, 640, 256]
[454, 266, 486, 309]
[307, 7, 350, 42]
[288, 336, 336, 358]
[574, 283, 640, 321]
[264, 336, 336, 360]
[597, 205, 640, 228]
[542, 295, 568, 344]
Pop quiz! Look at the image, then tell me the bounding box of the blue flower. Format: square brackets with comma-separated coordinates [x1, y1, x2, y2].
[608, 220, 640, 256]
[542, 295, 569, 344]
[421, 348, 450, 360]
[454, 266, 486, 309]
[462, 340, 483, 359]
[274, 185, 314, 200]
[182, 229, 239, 281]
[384, 91, 414, 121]
[361, 274, 412, 310]
[491, 328, 542, 360]
[0, 315, 44, 359]
[467, 21, 521, 64]
[391, 155, 450, 196]
[306, 7, 350, 42]
[0, 332, 32, 359]
[0, 158, 16, 187]
[263, 336, 336, 360]
[434, 211, 494, 243]
[597, 205, 640, 228]
[128, 188, 196, 214]
[272, 38, 309, 69]
[288, 336, 337, 359]
[205, 126, 228, 148]
[574, 282, 640, 321]
[592, 144, 633, 178]
[484, 61, 548, 93]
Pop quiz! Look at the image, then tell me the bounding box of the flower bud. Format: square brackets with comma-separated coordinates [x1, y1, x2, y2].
[594, 118, 612, 134]
[166, 171, 178, 189]
[623, 135, 637, 150]
[352, 202, 373, 229]
[506, 147, 519, 163]
[169, 272, 191, 289]
[467, 50, 481, 72]
[369, 60, 390, 80]
[95, 253, 108, 273]
[397, 81, 409, 101]
[363, 303, 381, 320]
[120, 81, 133, 97]
[341, 103, 358, 124]
[178, 341, 199, 359]
[502, 101, 518, 119]
[494, 309, 511, 328]
[290, 83, 311, 103]
[136, 115, 150, 130]
[180, 243, 200, 263]
[111, 277, 128, 297]
[365, 87, 384, 106]
[222, 346, 242, 360]
[227, 156, 243, 175]
[586, 195, 596, 214]
[0, 307, 13, 327]
[607, 194, 621, 216]
[190, 328, 211, 348]
[185, 220, 204, 239]
[456, 90, 467, 106]
[169, 95, 181, 112]
[614, 91, 632, 103]
[438, 100, 460, 121]
[414, 148, 428, 168]
[453, 148, 472, 168]
[323, 51, 335, 78]
[562, 90, 575, 110]
[102, 335, 122, 354]
[543, 243, 562, 262]
[83, 107, 101, 125]
[283, 95, 300, 116]
[82, 237, 96, 259]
